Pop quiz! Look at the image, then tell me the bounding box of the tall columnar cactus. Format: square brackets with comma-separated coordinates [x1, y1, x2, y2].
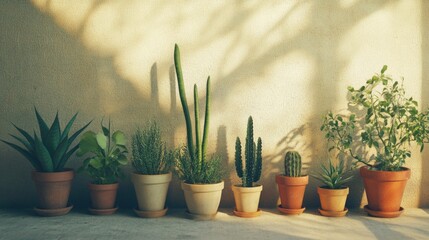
[235, 116, 262, 187]
[284, 151, 302, 177]
[174, 44, 210, 169]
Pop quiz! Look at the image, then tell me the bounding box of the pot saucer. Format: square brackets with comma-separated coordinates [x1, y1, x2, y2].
[134, 207, 168, 218]
[34, 204, 73, 217]
[277, 205, 305, 215]
[233, 209, 261, 218]
[185, 210, 217, 220]
[364, 205, 404, 218]
[318, 208, 348, 217]
[88, 206, 118, 215]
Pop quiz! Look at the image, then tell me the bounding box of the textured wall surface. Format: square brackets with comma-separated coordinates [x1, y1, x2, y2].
[0, 0, 428, 208]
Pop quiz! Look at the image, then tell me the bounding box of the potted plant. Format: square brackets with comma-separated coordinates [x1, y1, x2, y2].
[232, 116, 263, 218]
[321, 65, 429, 218]
[314, 158, 352, 217]
[77, 120, 128, 215]
[174, 44, 224, 220]
[131, 121, 176, 218]
[276, 151, 308, 215]
[1, 108, 91, 216]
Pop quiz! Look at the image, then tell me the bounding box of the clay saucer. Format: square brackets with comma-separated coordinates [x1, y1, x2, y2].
[233, 209, 262, 218]
[185, 210, 217, 220]
[277, 205, 305, 215]
[318, 208, 348, 217]
[134, 207, 168, 218]
[34, 204, 73, 217]
[88, 207, 118, 215]
[364, 205, 404, 218]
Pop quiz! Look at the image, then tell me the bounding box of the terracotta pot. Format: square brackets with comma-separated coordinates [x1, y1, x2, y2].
[232, 185, 263, 214]
[276, 175, 308, 209]
[32, 169, 74, 209]
[181, 181, 224, 218]
[88, 183, 119, 209]
[360, 166, 410, 213]
[317, 187, 349, 213]
[131, 172, 172, 212]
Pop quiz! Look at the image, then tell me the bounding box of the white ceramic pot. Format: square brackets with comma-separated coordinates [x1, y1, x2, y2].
[131, 172, 172, 211]
[181, 181, 224, 217]
[232, 185, 263, 213]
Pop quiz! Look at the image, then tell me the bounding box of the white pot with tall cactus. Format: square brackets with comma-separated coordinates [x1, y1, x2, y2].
[232, 116, 263, 218]
[174, 44, 224, 220]
[131, 121, 175, 218]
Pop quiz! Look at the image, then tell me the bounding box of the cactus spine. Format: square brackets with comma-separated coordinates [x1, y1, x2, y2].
[235, 116, 262, 187]
[174, 44, 210, 169]
[284, 151, 302, 177]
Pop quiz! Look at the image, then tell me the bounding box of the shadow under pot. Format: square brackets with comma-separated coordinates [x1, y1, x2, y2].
[276, 175, 308, 215]
[32, 169, 74, 217]
[181, 181, 224, 220]
[88, 183, 119, 215]
[131, 172, 172, 218]
[360, 166, 410, 218]
[232, 184, 263, 218]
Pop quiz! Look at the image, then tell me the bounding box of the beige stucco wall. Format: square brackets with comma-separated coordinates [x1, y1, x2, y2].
[0, 0, 428, 208]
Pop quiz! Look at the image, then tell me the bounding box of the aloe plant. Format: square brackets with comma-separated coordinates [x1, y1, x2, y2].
[1, 108, 91, 172]
[77, 120, 128, 184]
[313, 158, 353, 189]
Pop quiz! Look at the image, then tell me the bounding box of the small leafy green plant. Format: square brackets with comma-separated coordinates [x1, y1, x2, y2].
[1, 108, 91, 172]
[321, 65, 429, 171]
[313, 159, 353, 189]
[77, 121, 128, 184]
[235, 116, 262, 187]
[131, 121, 175, 175]
[174, 44, 223, 184]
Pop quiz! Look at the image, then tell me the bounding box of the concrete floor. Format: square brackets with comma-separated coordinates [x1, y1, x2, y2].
[0, 208, 428, 240]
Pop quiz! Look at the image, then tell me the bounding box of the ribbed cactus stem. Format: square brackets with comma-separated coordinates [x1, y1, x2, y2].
[235, 116, 263, 187]
[284, 151, 302, 177]
[174, 44, 194, 161]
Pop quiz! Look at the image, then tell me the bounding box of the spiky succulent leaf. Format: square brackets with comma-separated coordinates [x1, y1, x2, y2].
[60, 113, 78, 141]
[34, 108, 49, 144]
[1, 140, 40, 170]
[34, 134, 53, 172]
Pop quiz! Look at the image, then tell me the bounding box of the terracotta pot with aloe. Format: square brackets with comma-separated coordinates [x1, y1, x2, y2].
[77, 120, 128, 215]
[174, 44, 224, 220]
[321, 65, 429, 218]
[2, 108, 91, 216]
[232, 116, 263, 218]
[131, 121, 176, 218]
[314, 159, 352, 217]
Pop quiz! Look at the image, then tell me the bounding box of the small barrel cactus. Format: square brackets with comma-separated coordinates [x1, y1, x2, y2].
[284, 151, 302, 177]
[235, 116, 262, 187]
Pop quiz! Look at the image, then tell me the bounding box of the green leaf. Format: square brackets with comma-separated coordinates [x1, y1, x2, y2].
[96, 133, 107, 150]
[102, 126, 110, 136]
[34, 108, 50, 143]
[61, 112, 78, 141]
[12, 124, 35, 148]
[112, 131, 126, 146]
[46, 112, 61, 155]
[1, 139, 41, 170]
[34, 134, 54, 172]
[9, 134, 33, 153]
[57, 144, 79, 170]
[52, 138, 69, 169]
[117, 154, 128, 165]
[89, 158, 103, 169]
[68, 120, 92, 144]
[381, 65, 388, 74]
[77, 131, 98, 156]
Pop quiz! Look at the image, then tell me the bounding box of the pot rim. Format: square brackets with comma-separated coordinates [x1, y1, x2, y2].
[360, 166, 411, 181]
[181, 181, 224, 192]
[88, 182, 119, 191]
[275, 174, 309, 185]
[131, 172, 172, 184]
[32, 168, 74, 182]
[232, 184, 263, 193]
[317, 186, 349, 196]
